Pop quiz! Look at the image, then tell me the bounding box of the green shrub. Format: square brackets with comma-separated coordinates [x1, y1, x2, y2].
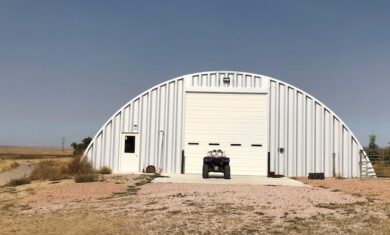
[30, 160, 69, 181]
[68, 155, 93, 175]
[74, 174, 98, 183]
[7, 177, 31, 186]
[98, 166, 112, 174]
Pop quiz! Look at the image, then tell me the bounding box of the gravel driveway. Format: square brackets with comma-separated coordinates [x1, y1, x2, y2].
[2, 174, 389, 234]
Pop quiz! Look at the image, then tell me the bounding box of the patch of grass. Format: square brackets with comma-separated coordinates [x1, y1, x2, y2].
[127, 186, 140, 194]
[184, 200, 201, 207]
[0, 160, 20, 173]
[98, 166, 112, 174]
[145, 201, 158, 206]
[240, 205, 255, 211]
[331, 189, 340, 192]
[111, 192, 128, 196]
[11, 161, 20, 168]
[49, 181, 61, 184]
[67, 155, 93, 175]
[168, 210, 182, 215]
[141, 207, 169, 213]
[335, 176, 346, 180]
[29, 157, 95, 181]
[74, 174, 98, 183]
[19, 204, 32, 210]
[0, 187, 17, 194]
[6, 177, 31, 187]
[315, 203, 339, 210]
[372, 163, 390, 178]
[212, 203, 237, 214]
[30, 160, 69, 181]
[112, 174, 163, 197]
[134, 173, 162, 186]
[316, 201, 367, 211]
[1, 202, 15, 211]
[172, 193, 186, 198]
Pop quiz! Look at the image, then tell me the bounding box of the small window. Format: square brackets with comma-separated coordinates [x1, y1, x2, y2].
[209, 143, 220, 146]
[230, 144, 241, 146]
[251, 144, 262, 147]
[188, 142, 199, 145]
[124, 136, 135, 153]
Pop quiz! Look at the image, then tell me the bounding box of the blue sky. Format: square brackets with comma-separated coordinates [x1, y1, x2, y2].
[0, 0, 389, 147]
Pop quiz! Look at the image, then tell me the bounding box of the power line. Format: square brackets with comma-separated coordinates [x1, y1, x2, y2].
[62, 137, 65, 152]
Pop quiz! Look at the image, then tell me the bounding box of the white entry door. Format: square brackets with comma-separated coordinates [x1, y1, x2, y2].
[184, 92, 268, 176]
[120, 133, 140, 172]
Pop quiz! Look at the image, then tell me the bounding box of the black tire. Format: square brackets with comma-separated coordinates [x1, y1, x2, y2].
[202, 165, 209, 178]
[224, 165, 231, 179]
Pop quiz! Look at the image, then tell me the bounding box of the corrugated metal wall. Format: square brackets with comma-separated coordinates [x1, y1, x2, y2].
[85, 78, 185, 173]
[268, 79, 374, 177]
[85, 71, 375, 177]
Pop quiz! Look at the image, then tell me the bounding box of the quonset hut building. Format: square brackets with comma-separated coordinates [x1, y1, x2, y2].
[84, 71, 375, 178]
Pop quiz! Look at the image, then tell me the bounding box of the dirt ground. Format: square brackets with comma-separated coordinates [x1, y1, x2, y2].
[1, 174, 390, 235]
[300, 178, 390, 202]
[0, 160, 35, 185]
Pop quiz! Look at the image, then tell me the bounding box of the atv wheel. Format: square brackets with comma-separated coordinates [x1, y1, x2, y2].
[202, 165, 209, 178]
[224, 165, 231, 179]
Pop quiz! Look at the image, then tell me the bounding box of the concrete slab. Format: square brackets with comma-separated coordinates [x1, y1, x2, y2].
[153, 173, 308, 187]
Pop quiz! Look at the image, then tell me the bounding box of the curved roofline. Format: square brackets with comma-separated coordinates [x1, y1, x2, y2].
[84, 70, 366, 157]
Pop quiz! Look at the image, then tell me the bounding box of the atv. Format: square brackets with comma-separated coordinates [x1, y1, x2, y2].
[202, 149, 231, 179]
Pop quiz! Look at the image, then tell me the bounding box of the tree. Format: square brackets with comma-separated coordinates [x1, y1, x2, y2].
[367, 134, 380, 161]
[70, 137, 92, 156]
[385, 142, 390, 165]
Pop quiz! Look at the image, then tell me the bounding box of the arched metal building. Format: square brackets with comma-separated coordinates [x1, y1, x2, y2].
[84, 71, 375, 178]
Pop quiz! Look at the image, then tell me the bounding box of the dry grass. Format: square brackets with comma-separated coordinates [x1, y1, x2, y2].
[0, 160, 19, 173]
[67, 155, 93, 175]
[0, 146, 72, 155]
[29, 160, 70, 181]
[97, 166, 112, 175]
[0, 146, 72, 160]
[29, 156, 94, 181]
[0, 211, 143, 235]
[74, 174, 98, 183]
[6, 177, 31, 187]
[372, 163, 390, 177]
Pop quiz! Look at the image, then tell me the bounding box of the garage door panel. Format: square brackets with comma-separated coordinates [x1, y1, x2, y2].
[185, 122, 267, 128]
[184, 137, 267, 143]
[185, 131, 266, 137]
[185, 123, 267, 129]
[184, 92, 268, 176]
[185, 115, 267, 121]
[185, 112, 268, 116]
[187, 98, 267, 104]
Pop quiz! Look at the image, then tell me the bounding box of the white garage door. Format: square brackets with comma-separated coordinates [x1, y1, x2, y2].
[184, 92, 268, 175]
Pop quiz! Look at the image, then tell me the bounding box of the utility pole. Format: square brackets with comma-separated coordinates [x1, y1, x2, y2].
[62, 137, 65, 152]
